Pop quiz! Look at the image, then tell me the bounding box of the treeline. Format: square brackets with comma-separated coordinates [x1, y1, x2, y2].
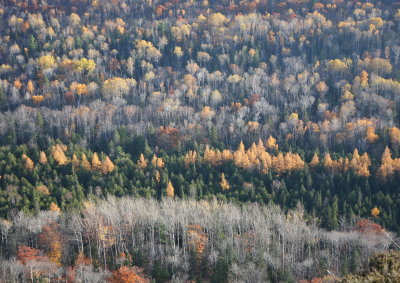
[0, 0, 400, 155]
[1, 137, 400, 232]
[0, 197, 395, 282]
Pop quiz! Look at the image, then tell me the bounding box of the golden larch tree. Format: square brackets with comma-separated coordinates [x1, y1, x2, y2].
[365, 126, 379, 143]
[220, 173, 230, 190]
[389, 127, 400, 147]
[323, 153, 333, 170]
[166, 181, 175, 198]
[91, 153, 102, 171]
[266, 135, 278, 152]
[39, 151, 48, 165]
[137, 153, 148, 169]
[309, 153, 320, 167]
[72, 154, 80, 170]
[377, 146, 394, 181]
[52, 145, 68, 165]
[81, 154, 91, 170]
[49, 202, 61, 213]
[24, 156, 34, 171]
[102, 156, 115, 174]
[272, 153, 285, 174]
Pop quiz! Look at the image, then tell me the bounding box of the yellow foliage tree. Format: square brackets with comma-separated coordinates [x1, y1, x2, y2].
[365, 126, 379, 143]
[360, 70, 369, 87]
[377, 146, 394, 181]
[32, 95, 44, 104]
[91, 153, 102, 171]
[37, 185, 50, 195]
[49, 202, 61, 213]
[72, 154, 80, 170]
[81, 154, 91, 170]
[27, 80, 34, 94]
[389, 127, 400, 147]
[102, 156, 115, 174]
[39, 151, 48, 165]
[166, 181, 175, 198]
[184, 151, 197, 168]
[38, 54, 57, 69]
[220, 173, 230, 190]
[323, 153, 333, 170]
[52, 145, 68, 165]
[309, 153, 320, 167]
[272, 153, 285, 174]
[137, 154, 148, 169]
[24, 156, 34, 171]
[266, 136, 278, 152]
[371, 207, 380, 218]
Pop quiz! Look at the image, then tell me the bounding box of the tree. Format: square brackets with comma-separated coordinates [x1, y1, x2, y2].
[49, 202, 61, 213]
[365, 127, 379, 143]
[323, 153, 333, 170]
[389, 127, 400, 147]
[266, 136, 278, 152]
[108, 266, 149, 283]
[220, 173, 230, 191]
[81, 154, 91, 170]
[309, 153, 319, 167]
[102, 156, 115, 174]
[137, 154, 148, 169]
[39, 151, 48, 165]
[377, 146, 394, 181]
[24, 156, 34, 171]
[91, 153, 102, 171]
[38, 55, 57, 69]
[101, 77, 129, 99]
[371, 207, 380, 218]
[69, 13, 81, 26]
[166, 181, 175, 198]
[39, 224, 62, 264]
[184, 151, 197, 168]
[72, 154, 80, 170]
[52, 145, 68, 165]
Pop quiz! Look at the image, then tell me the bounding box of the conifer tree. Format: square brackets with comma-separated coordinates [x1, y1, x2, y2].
[220, 173, 230, 191]
[39, 151, 48, 165]
[166, 181, 175, 198]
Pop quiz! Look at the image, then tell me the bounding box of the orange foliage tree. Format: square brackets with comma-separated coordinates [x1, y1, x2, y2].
[108, 266, 149, 283]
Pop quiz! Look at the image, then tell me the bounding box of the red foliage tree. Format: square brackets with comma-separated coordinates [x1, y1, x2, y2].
[108, 266, 149, 283]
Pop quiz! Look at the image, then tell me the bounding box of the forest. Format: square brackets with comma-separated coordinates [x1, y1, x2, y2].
[0, 0, 400, 281]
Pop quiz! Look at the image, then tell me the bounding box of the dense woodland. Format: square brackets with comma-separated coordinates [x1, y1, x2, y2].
[1, 0, 400, 281]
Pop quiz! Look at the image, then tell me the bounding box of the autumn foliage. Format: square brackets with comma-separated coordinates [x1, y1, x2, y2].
[108, 266, 149, 283]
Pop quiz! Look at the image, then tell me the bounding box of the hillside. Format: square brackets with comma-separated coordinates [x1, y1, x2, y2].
[0, 0, 400, 281]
